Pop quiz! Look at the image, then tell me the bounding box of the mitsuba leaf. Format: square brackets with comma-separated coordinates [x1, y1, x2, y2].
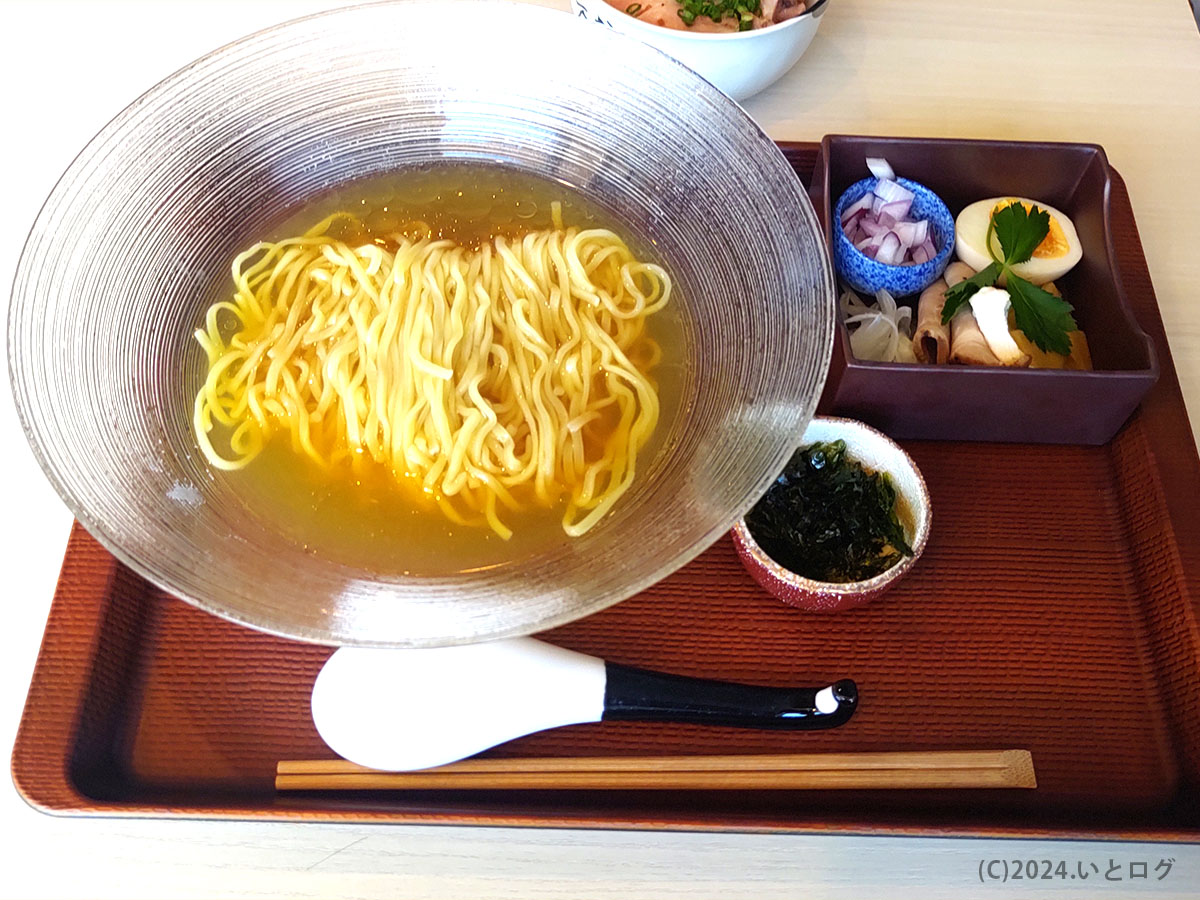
[939, 201, 1077, 350]
[940, 262, 1002, 324]
[1006, 274, 1076, 355]
[992, 201, 1050, 266]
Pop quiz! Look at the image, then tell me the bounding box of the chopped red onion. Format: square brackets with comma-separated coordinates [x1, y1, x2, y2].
[840, 193, 874, 225]
[876, 232, 902, 266]
[879, 199, 912, 221]
[893, 220, 924, 248]
[859, 218, 888, 238]
[872, 178, 914, 206]
[840, 160, 938, 267]
[865, 157, 895, 181]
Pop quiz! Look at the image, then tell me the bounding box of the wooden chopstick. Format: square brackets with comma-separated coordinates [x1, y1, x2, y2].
[275, 749, 1035, 791]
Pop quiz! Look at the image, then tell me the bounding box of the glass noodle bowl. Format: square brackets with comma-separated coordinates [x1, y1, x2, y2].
[8, 0, 834, 647]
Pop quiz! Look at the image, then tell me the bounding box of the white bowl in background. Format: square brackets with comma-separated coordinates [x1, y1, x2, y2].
[569, 0, 829, 101]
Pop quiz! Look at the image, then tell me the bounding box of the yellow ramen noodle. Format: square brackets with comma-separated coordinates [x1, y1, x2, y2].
[193, 205, 670, 539]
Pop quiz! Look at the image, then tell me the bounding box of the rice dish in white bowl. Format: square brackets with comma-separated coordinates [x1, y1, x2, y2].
[570, 0, 829, 101]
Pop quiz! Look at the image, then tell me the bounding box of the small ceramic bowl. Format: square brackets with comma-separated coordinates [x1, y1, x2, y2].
[732, 417, 931, 612]
[832, 176, 954, 297]
[569, 0, 830, 101]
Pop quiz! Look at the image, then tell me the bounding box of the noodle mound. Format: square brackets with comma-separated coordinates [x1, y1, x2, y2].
[193, 208, 670, 538]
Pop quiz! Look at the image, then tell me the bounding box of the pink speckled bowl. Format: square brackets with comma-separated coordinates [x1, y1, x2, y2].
[732, 417, 931, 612]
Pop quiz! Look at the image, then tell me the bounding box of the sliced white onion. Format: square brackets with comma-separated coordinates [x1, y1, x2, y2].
[840, 285, 914, 363]
[857, 320, 896, 361]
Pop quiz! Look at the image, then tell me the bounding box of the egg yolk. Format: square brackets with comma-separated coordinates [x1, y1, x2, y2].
[992, 199, 1071, 259]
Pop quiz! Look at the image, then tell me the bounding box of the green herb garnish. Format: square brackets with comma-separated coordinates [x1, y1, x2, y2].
[941, 201, 1077, 355]
[674, 0, 761, 29]
[625, 2, 644, 15]
[745, 440, 913, 584]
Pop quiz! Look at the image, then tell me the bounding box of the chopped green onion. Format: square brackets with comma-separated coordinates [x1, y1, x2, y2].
[625, 2, 644, 14]
[673, 0, 759, 28]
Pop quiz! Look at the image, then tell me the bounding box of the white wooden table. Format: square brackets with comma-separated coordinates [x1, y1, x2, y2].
[2, 1, 1198, 896]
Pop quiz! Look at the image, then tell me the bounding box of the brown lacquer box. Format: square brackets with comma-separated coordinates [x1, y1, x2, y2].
[12, 141, 1200, 840]
[813, 135, 1159, 444]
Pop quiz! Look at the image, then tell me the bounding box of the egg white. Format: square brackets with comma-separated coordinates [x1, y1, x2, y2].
[954, 197, 1082, 286]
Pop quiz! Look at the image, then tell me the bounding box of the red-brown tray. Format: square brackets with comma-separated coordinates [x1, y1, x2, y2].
[12, 144, 1200, 840]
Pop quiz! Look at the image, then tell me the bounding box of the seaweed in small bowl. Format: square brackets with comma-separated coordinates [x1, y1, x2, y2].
[733, 417, 931, 612]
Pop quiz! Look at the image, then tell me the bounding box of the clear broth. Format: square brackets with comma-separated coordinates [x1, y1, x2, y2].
[217, 164, 684, 576]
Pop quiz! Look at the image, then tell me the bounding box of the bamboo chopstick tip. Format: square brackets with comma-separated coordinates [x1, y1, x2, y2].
[1001, 749, 1037, 788]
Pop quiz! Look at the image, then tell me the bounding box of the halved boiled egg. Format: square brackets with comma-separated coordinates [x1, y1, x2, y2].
[954, 197, 1082, 286]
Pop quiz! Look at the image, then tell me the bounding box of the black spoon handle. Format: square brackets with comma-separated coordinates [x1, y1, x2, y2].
[601, 663, 858, 730]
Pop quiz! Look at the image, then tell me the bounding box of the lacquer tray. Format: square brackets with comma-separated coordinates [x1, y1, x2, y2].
[12, 143, 1200, 840]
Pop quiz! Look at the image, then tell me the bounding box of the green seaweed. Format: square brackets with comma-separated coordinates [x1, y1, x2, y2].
[746, 440, 913, 584]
